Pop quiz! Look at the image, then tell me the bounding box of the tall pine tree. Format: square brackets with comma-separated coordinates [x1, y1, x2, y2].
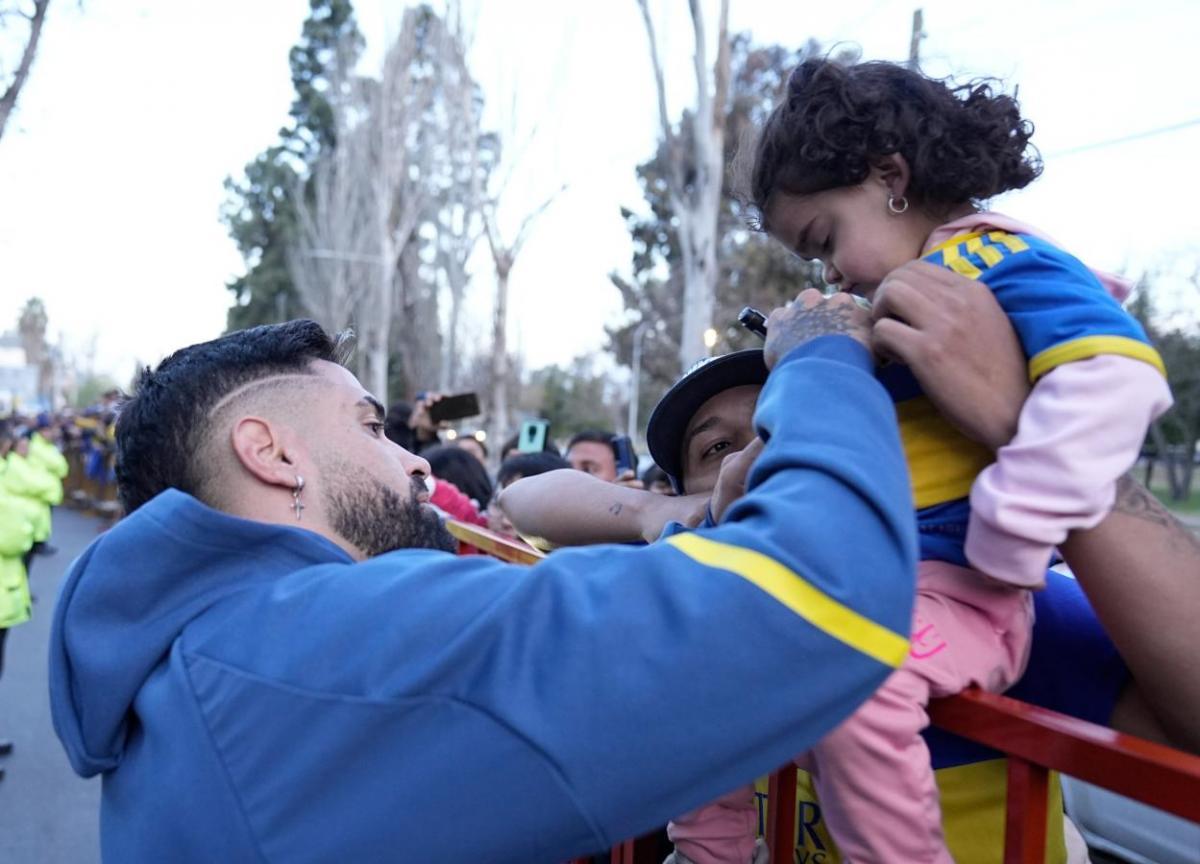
[222, 0, 363, 332]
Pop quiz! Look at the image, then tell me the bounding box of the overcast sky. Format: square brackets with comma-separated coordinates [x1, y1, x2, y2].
[1, 0, 1198, 384]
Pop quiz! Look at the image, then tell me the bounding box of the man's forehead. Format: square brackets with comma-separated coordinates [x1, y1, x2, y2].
[684, 384, 762, 439]
[312, 360, 377, 407]
[569, 441, 613, 459]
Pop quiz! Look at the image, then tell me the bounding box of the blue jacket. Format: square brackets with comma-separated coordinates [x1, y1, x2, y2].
[49, 338, 918, 863]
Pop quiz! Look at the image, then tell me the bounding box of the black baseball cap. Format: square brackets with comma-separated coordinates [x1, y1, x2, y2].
[646, 349, 768, 493]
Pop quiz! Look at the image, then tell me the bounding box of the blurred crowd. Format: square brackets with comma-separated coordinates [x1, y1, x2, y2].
[384, 392, 672, 546]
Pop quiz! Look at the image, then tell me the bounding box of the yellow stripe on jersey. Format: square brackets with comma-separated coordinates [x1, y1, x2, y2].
[941, 243, 983, 279]
[987, 230, 1029, 254]
[1028, 335, 1168, 382]
[756, 761, 1068, 864]
[665, 532, 909, 668]
[895, 397, 995, 509]
[925, 231, 986, 257]
[977, 244, 1004, 268]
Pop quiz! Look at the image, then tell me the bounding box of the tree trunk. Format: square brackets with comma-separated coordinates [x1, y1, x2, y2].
[487, 262, 511, 457]
[440, 251, 466, 392]
[1150, 422, 1185, 500]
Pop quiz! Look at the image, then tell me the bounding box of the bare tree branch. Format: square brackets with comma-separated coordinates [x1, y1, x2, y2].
[512, 182, 567, 256]
[635, 0, 683, 199]
[0, 0, 51, 144]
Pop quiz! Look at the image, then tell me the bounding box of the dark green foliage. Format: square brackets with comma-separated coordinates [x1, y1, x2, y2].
[1129, 280, 1200, 500]
[222, 0, 363, 333]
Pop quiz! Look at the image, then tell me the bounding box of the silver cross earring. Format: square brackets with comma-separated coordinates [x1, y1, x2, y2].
[292, 475, 305, 520]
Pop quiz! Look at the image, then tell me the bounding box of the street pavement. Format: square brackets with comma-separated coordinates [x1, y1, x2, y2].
[0, 508, 101, 864]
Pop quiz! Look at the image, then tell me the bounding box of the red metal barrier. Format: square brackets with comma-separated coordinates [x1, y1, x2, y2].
[447, 520, 1200, 863]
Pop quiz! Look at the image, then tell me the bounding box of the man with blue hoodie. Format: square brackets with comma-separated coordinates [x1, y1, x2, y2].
[50, 293, 918, 864]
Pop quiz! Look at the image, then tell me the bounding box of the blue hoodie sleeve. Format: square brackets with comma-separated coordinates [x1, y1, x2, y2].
[184, 337, 918, 862]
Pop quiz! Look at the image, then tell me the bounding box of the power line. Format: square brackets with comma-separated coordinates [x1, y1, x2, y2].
[1047, 116, 1200, 159]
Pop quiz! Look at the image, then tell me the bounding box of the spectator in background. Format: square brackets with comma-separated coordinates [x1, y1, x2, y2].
[0, 422, 36, 780]
[499, 431, 560, 463]
[565, 430, 619, 481]
[641, 464, 674, 496]
[487, 451, 570, 538]
[566, 430, 643, 489]
[384, 393, 445, 455]
[422, 445, 493, 512]
[453, 434, 488, 467]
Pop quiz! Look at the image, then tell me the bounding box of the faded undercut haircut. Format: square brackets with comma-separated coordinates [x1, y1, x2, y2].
[115, 319, 353, 514]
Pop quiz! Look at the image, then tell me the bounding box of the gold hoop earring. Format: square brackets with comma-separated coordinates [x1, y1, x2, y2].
[887, 195, 909, 215]
[291, 475, 305, 520]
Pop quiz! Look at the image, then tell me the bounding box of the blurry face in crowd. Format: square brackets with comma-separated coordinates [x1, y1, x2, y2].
[455, 437, 487, 467]
[680, 385, 762, 495]
[14, 437, 30, 457]
[288, 362, 456, 557]
[567, 441, 617, 482]
[646, 476, 675, 495]
[486, 473, 523, 537]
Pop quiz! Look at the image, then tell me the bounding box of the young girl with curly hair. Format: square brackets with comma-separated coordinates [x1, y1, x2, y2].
[666, 59, 1174, 864]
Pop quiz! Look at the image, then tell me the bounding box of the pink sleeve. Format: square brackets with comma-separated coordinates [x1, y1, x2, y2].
[965, 356, 1172, 588]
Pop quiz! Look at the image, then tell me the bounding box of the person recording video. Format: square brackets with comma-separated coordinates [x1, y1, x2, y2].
[566, 429, 643, 488]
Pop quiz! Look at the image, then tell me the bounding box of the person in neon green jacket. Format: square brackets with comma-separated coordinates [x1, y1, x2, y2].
[0, 468, 36, 778]
[29, 427, 69, 486]
[2, 433, 60, 548]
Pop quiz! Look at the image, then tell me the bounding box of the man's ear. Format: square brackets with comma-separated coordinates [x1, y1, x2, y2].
[230, 416, 300, 490]
[871, 152, 911, 200]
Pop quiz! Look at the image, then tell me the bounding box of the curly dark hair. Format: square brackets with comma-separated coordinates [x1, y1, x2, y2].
[750, 58, 1042, 224]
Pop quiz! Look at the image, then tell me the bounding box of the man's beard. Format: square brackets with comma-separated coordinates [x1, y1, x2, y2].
[322, 462, 456, 557]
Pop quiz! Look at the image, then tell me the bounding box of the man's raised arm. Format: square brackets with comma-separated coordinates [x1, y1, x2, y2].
[192, 293, 918, 862]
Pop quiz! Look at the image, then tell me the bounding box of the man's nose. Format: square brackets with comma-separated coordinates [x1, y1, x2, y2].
[400, 448, 431, 480]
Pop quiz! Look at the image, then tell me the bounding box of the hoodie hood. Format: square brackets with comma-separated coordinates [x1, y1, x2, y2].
[49, 489, 352, 777]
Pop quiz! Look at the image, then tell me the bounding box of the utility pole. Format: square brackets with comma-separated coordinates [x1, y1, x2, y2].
[908, 8, 924, 70]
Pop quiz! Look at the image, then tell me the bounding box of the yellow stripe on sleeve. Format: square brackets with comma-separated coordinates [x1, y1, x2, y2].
[1027, 335, 1167, 381]
[665, 532, 910, 668]
[987, 231, 1029, 254]
[977, 244, 1004, 268]
[942, 244, 983, 279]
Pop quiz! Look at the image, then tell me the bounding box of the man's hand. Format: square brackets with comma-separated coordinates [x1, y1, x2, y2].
[709, 438, 765, 523]
[871, 261, 1028, 451]
[614, 469, 646, 490]
[764, 289, 871, 370]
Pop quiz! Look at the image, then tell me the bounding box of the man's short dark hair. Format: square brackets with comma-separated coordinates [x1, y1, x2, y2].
[566, 429, 615, 452]
[422, 445, 493, 507]
[496, 452, 570, 488]
[115, 320, 351, 514]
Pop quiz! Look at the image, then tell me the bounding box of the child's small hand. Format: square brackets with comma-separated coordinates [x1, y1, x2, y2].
[764, 289, 872, 368]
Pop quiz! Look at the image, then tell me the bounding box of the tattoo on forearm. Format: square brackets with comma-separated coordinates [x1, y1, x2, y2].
[608, 502, 623, 517]
[782, 303, 860, 342]
[1113, 475, 1200, 552]
[1113, 476, 1172, 526]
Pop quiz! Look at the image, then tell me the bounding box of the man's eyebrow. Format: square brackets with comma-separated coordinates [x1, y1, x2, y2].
[359, 396, 386, 422]
[683, 415, 721, 450]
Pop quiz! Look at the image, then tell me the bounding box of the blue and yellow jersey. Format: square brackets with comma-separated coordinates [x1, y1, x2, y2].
[883, 230, 1165, 555]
